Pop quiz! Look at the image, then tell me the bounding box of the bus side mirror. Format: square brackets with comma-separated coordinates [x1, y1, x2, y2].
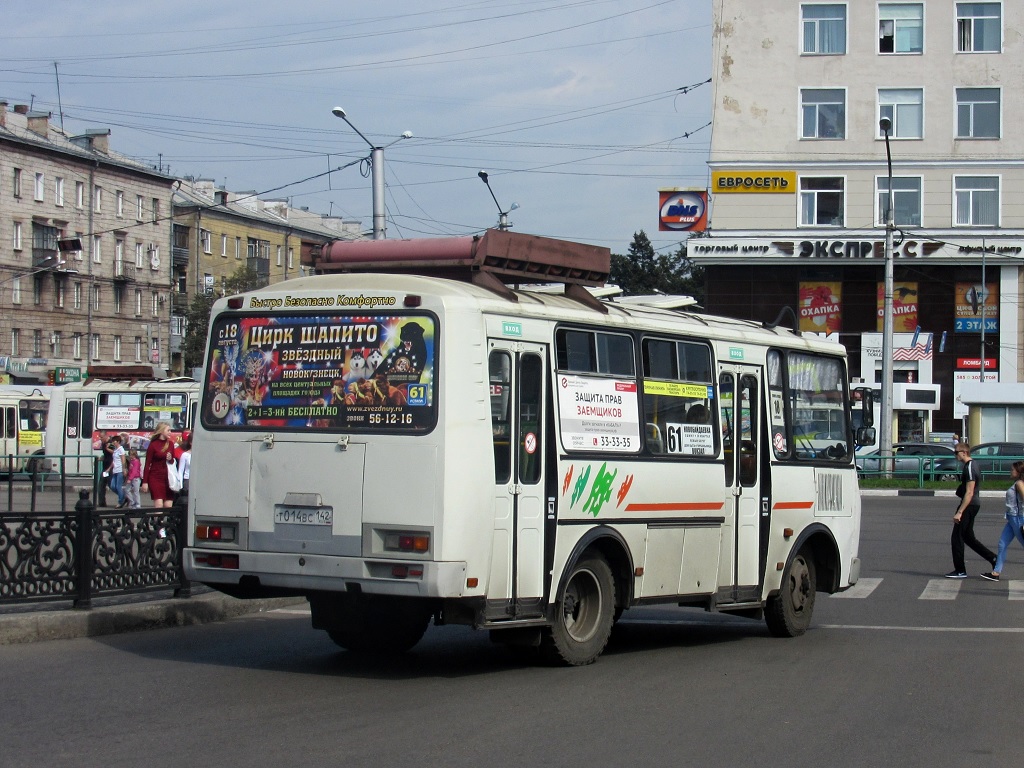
[856, 426, 876, 447]
[857, 388, 874, 427]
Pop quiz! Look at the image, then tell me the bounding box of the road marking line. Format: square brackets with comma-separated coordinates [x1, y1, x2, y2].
[819, 625, 1024, 633]
[831, 577, 882, 598]
[1008, 580, 1024, 600]
[271, 608, 311, 616]
[920, 578, 962, 600]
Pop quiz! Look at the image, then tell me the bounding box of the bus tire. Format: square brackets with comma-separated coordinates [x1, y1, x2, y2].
[765, 550, 816, 638]
[325, 597, 431, 654]
[541, 554, 615, 666]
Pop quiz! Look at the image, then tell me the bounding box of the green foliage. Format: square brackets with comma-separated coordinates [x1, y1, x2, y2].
[609, 230, 704, 302]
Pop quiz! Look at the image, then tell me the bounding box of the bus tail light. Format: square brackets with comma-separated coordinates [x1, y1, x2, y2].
[195, 524, 237, 543]
[194, 553, 239, 569]
[384, 532, 430, 553]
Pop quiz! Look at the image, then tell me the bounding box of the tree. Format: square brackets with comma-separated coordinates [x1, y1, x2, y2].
[609, 231, 704, 303]
[180, 265, 264, 374]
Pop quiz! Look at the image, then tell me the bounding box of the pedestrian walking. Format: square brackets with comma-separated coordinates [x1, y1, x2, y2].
[109, 435, 127, 508]
[946, 442, 997, 578]
[141, 422, 176, 509]
[98, 434, 113, 507]
[125, 449, 143, 509]
[177, 435, 191, 494]
[980, 461, 1024, 581]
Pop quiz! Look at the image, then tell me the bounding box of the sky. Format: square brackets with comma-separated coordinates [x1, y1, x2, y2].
[2, 1, 712, 254]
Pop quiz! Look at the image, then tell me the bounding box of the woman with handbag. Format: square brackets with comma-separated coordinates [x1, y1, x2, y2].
[980, 461, 1024, 581]
[141, 422, 176, 509]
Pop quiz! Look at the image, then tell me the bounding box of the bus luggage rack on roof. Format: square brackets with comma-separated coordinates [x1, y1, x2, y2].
[315, 229, 611, 288]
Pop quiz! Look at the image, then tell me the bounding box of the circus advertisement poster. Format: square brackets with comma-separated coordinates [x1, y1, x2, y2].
[876, 281, 918, 332]
[202, 313, 436, 431]
[954, 281, 999, 333]
[799, 281, 842, 333]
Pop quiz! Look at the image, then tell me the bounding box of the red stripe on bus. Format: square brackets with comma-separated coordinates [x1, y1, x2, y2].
[773, 501, 814, 510]
[624, 502, 725, 512]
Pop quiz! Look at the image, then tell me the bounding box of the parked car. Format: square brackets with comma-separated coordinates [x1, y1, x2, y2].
[967, 442, 1024, 479]
[857, 442, 960, 481]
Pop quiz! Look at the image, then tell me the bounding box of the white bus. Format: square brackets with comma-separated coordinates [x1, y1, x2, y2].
[44, 376, 199, 475]
[186, 231, 869, 665]
[0, 385, 52, 473]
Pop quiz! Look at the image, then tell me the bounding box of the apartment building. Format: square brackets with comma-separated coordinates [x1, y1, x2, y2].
[698, 1, 1023, 440]
[170, 179, 363, 375]
[0, 101, 175, 383]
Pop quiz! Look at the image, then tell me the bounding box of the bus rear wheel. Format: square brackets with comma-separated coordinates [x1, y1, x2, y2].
[541, 554, 615, 666]
[321, 596, 432, 654]
[765, 550, 816, 637]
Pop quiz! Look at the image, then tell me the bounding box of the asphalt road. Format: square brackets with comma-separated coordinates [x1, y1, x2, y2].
[2, 495, 1023, 768]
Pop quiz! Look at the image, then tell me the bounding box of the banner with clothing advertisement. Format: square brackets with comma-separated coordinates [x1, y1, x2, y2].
[799, 281, 842, 334]
[876, 281, 918, 332]
[954, 281, 998, 333]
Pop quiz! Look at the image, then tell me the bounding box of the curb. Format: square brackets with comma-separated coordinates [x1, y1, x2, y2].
[0, 593, 306, 646]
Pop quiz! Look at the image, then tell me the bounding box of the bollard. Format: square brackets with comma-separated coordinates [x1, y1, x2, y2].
[172, 490, 192, 598]
[73, 489, 95, 609]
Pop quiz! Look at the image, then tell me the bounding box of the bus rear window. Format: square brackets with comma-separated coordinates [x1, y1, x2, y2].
[201, 312, 437, 433]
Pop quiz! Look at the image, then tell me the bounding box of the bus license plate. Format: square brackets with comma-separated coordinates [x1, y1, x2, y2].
[274, 507, 333, 526]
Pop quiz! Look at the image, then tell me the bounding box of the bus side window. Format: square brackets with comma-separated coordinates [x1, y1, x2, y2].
[489, 351, 512, 484]
[82, 401, 94, 438]
[518, 354, 543, 485]
[4, 407, 13, 439]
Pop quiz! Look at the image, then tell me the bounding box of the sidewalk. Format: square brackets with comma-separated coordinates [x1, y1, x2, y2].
[0, 589, 305, 645]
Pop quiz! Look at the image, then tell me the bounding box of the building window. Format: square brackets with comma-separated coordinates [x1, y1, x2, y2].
[34, 172, 44, 201]
[172, 315, 186, 336]
[276, 245, 282, 266]
[287, 248, 294, 269]
[55, 177, 64, 207]
[135, 242, 144, 268]
[116, 190, 124, 217]
[33, 329, 42, 357]
[75, 181, 84, 208]
[799, 177, 845, 226]
[93, 234, 102, 263]
[134, 337, 143, 363]
[954, 176, 999, 226]
[957, 2, 1001, 52]
[135, 289, 142, 316]
[94, 185, 102, 213]
[200, 229, 212, 254]
[136, 194, 144, 221]
[879, 88, 923, 138]
[879, 3, 923, 54]
[800, 88, 845, 139]
[55, 280, 65, 309]
[74, 282, 82, 309]
[73, 233, 84, 261]
[13, 168, 22, 198]
[92, 285, 101, 311]
[113, 336, 121, 362]
[151, 198, 160, 223]
[876, 176, 922, 226]
[235, 237, 242, 259]
[113, 285, 122, 314]
[90, 334, 100, 361]
[11, 277, 21, 305]
[10, 329, 19, 356]
[73, 333, 82, 360]
[221, 234, 228, 257]
[52, 331, 62, 357]
[802, 4, 846, 54]
[152, 291, 159, 316]
[13, 221, 22, 251]
[33, 277, 42, 305]
[957, 87, 1000, 138]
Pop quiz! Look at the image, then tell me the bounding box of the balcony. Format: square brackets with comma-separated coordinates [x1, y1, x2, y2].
[32, 249, 60, 270]
[112, 261, 136, 282]
[171, 292, 190, 313]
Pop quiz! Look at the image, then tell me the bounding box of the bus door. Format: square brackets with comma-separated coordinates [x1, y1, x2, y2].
[487, 340, 547, 620]
[62, 395, 96, 475]
[0, 403, 15, 472]
[719, 366, 763, 595]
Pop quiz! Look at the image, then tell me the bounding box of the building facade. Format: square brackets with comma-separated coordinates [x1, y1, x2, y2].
[698, 0, 1023, 442]
[0, 101, 175, 383]
[170, 179, 364, 375]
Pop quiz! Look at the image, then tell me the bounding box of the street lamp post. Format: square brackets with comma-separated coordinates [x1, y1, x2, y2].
[331, 107, 411, 240]
[477, 171, 519, 230]
[879, 117, 895, 477]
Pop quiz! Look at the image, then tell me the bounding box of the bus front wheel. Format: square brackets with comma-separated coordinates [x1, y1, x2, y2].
[541, 554, 615, 666]
[765, 550, 816, 638]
